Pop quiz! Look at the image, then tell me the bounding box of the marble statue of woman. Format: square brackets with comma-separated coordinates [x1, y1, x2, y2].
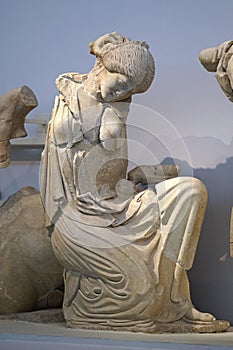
[40, 32, 229, 332]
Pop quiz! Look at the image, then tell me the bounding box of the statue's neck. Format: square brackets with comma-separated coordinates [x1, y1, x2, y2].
[82, 69, 103, 101]
[82, 80, 102, 102]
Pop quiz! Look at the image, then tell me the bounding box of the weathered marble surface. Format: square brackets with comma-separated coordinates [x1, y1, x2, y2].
[0, 186, 63, 313]
[199, 41, 233, 258]
[199, 40, 233, 102]
[0, 85, 38, 168]
[40, 32, 230, 333]
[0, 309, 64, 324]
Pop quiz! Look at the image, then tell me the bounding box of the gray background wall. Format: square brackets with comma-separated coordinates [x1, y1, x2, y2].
[0, 0, 233, 324]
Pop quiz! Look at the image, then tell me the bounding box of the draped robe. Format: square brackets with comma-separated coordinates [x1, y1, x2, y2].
[40, 73, 207, 329]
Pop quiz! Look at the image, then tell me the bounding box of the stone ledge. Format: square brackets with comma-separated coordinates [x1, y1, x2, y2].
[0, 309, 64, 323]
[0, 319, 233, 347]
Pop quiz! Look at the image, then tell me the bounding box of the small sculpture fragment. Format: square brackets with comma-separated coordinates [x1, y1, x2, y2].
[40, 33, 229, 332]
[199, 40, 233, 102]
[0, 85, 38, 168]
[199, 41, 233, 258]
[0, 87, 64, 317]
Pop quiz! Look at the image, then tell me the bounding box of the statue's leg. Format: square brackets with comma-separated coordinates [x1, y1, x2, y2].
[156, 177, 207, 271]
[156, 177, 215, 322]
[50, 180, 230, 332]
[51, 226, 160, 329]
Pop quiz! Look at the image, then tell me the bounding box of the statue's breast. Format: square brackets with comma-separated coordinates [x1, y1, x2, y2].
[52, 98, 83, 148]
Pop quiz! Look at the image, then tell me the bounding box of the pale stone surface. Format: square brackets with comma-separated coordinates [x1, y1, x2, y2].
[0, 309, 64, 323]
[0, 186, 63, 313]
[199, 40, 233, 102]
[0, 85, 38, 168]
[40, 32, 230, 333]
[199, 41, 233, 258]
[1, 321, 233, 348]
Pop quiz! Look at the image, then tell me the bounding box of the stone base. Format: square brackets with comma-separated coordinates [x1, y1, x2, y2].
[67, 319, 230, 334]
[0, 309, 230, 334]
[0, 308, 64, 323]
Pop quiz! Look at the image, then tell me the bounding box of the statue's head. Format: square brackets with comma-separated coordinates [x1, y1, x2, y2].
[89, 32, 155, 102]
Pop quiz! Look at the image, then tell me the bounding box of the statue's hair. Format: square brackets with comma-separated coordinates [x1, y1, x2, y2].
[98, 40, 155, 93]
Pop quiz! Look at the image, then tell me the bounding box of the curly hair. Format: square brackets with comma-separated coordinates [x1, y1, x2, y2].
[92, 37, 155, 93]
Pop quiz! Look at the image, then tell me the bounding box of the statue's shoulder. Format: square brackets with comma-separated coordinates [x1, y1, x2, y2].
[55, 72, 87, 97]
[56, 72, 87, 84]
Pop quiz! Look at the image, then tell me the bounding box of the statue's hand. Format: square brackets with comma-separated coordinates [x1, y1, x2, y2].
[127, 164, 179, 185]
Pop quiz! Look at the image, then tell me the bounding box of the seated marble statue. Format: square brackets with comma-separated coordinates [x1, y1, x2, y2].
[40, 32, 229, 332]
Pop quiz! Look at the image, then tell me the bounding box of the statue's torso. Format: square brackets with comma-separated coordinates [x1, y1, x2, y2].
[53, 83, 130, 197]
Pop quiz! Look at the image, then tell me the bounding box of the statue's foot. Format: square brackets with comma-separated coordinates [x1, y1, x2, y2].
[181, 306, 230, 333]
[184, 306, 216, 323]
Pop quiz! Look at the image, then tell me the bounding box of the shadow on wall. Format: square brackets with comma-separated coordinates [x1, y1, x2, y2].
[169, 157, 233, 324]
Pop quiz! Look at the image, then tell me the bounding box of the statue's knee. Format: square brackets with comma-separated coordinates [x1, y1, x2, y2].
[177, 177, 208, 205]
[191, 177, 208, 202]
